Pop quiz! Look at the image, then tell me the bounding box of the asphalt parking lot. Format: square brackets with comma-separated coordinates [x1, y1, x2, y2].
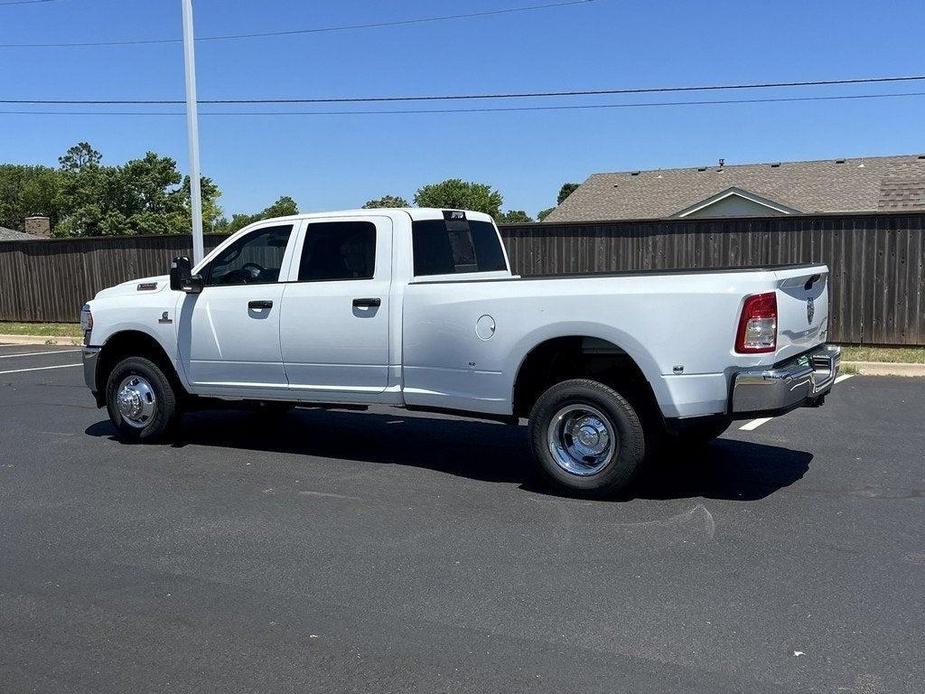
[1, 344, 923, 694]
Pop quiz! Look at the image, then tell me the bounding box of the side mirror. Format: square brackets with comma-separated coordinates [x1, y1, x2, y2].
[169, 256, 204, 294]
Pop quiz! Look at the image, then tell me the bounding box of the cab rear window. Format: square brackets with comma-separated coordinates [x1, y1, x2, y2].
[412, 219, 507, 276]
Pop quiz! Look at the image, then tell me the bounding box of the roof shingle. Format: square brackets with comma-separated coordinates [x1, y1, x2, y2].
[546, 154, 925, 222]
[0, 227, 38, 242]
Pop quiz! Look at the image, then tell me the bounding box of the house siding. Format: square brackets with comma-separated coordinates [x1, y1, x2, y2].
[682, 195, 788, 218]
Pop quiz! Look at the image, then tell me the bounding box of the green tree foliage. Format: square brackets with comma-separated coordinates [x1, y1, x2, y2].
[58, 142, 102, 172]
[496, 210, 533, 224]
[0, 142, 225, 237]
[414, 179, 503, 218]
[215, 196, 299, 235]
[537, 207, 555, 221]
[0, 164, 63, 231]
[557, 182, 580, 205]
[362, 194, 409, 209]
[55, 148, 222, 237]
[182, 175, 223, 231]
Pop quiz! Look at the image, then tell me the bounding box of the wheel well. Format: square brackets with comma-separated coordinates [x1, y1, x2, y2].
[96, 331, 185, 398]
[512, 336, 660, 421]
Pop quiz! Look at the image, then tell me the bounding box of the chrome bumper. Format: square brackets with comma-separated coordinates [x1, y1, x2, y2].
[83, 346, 100, 392]
[731, 344, 840, 416]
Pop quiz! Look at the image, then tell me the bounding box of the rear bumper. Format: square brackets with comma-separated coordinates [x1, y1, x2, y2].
[731, 344, 840, 418]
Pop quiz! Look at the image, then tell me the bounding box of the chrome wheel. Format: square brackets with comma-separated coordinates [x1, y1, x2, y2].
[546, 404, 617, 476]
[116, 375, 157, 429]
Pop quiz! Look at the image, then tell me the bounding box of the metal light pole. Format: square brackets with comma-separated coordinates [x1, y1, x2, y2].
[181, 0, 204, 264]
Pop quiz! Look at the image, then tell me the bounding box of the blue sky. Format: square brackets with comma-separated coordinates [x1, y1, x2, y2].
[2, 0, 924, 219]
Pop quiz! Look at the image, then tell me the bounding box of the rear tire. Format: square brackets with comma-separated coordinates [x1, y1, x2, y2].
[105, 356, 177, 442]
[528, 378, 646, 497]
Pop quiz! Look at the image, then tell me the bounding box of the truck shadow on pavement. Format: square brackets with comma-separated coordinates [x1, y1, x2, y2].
[86, 407, 812, 502]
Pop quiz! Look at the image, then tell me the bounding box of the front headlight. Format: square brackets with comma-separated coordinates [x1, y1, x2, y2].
[80, 304, 93, 345]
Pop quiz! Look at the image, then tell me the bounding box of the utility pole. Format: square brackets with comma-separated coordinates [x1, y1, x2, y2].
[181, 0, 204, 264]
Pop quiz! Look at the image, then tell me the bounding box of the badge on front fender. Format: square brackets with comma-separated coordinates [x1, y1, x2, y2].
[807, 297, 815, 324]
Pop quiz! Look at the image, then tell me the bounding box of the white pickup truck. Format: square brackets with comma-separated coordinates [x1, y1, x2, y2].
[81, 208, 839, 496]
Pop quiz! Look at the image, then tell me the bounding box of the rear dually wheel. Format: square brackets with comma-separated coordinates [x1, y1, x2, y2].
[528, 378, 647, 497]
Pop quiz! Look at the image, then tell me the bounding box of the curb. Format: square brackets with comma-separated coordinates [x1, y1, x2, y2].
[0, 334, 82, 346]
[842, 361, 925, 377]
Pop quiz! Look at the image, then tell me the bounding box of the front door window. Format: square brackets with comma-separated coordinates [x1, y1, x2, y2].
[202, 225, 293, 286]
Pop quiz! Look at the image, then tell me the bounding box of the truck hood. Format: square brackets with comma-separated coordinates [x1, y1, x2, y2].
[94, 275, 170, 300]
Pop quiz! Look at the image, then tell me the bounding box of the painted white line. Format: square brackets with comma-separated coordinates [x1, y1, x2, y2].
[0, 349, 81, 359]
[834, 373, 855, 384]
[739, 417, 773, 431]
[0, 363, 81, 375]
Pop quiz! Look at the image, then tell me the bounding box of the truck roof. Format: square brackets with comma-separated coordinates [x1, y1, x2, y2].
[252, 208, 496, 224]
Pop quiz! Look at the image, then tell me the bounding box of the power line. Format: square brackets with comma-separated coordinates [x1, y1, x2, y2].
[0, 0, 63, 5]
[0, 0, 596, 47]
[2, 75, 924, 105]
[1, 91, 922, 117]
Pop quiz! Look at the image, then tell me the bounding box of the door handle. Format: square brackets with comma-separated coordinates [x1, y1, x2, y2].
[352, 297, 381, 308]
[248, 300, 273, 310]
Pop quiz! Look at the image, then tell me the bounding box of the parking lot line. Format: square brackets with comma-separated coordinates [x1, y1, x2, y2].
[739, 417, 773, 431]
[0, 363, 81, 375]
[0, 349, 81, 359]
[834, 374, 854, 384]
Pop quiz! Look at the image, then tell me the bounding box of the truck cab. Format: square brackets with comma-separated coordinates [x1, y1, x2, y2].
[83, 208, 509, 408]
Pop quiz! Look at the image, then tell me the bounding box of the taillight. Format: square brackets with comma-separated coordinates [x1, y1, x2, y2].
[735, 292, 777, 353]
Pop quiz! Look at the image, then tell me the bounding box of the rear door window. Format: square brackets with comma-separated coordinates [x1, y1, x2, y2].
[412, 218, 507, 276]
[298, 221, 377, 281]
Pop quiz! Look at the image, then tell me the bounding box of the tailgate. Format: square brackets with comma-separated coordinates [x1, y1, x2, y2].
[773, 265, 829, 360]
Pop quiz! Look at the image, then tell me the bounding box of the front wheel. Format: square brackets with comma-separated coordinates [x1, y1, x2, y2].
[105, 356, 178, 442]
[528, 379, 647, 497]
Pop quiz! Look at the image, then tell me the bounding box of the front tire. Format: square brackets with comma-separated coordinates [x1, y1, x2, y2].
[528, 379, 646, 497]
[105, 356, 178, 442]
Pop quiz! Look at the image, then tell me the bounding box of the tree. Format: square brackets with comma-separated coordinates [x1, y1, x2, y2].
[363, 195, 409, 209]
[55, 146, 223, 236]
[1, 142, 226, 237]
[557, 182, 580, 205]
[537, 207, 555, 221]
[0, 165, 63, 230]
[496, 210, 533, 224]
[58, 142, 101, 172]
[182, 175, 223, 231]
[414, 179, 503, 218]
[57, 151, 187, 236]
[216, 196, 299, 235]
[261, 195, 299, 218]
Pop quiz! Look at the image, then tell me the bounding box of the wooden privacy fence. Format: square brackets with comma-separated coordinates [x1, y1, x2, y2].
[0, 233, 226, 326]
[0, 212, 923, 345]
[503, 212, 925, 346]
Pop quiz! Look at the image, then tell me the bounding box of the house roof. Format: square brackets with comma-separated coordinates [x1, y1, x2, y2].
[0, 226, 37, 241]
[545, 154, 925, 222]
